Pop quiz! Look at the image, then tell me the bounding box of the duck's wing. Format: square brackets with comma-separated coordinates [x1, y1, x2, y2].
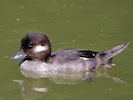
[51, 49, 98, 61]
[77, 50, 98, 58]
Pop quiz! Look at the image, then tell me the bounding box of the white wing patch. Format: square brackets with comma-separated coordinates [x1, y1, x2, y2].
[80, 57, 89, 60]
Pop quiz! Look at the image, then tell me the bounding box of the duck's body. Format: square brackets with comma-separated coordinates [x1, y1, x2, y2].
[20, 49, 97, 78]
[12, 32, 128, 79]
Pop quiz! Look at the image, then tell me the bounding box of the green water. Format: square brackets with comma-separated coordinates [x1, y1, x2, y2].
[0, 0, 133, 100]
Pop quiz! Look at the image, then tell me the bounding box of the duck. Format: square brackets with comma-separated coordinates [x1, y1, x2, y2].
[11, 32, 129, 79]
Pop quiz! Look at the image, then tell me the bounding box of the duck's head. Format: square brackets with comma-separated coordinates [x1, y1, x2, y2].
[12, 32, 51, 61]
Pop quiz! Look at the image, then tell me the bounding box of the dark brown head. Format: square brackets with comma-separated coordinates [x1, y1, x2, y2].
[12, 32, 51, 61]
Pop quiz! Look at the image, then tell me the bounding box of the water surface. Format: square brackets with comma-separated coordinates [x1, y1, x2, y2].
[0, 0, 133, 100]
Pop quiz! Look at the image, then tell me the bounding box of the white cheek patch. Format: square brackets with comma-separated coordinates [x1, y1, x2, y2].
[34, 45, 48, 53]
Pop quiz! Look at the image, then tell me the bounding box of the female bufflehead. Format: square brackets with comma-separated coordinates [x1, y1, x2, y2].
[12, 32, 128, 79]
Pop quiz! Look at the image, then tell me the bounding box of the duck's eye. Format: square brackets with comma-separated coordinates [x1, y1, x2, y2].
[41, 43, 45, 46]
[28, 43, 33, 48]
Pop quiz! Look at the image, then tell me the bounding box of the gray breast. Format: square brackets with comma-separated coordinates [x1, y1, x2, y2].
[20, 57, 96, 80]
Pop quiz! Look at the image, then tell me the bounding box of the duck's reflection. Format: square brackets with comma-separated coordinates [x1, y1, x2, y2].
[12, 71, 89, 100]
[12, 79, 50, 100]
[12, 68, 127, 100]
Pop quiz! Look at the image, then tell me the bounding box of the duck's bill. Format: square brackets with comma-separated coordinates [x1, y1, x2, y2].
[11, 50, 27, 60]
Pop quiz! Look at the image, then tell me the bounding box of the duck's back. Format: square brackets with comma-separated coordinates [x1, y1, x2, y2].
[50, 49, 98, 62]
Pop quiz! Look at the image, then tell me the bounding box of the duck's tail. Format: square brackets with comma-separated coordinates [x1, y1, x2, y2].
[96, 43, 129, 68]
